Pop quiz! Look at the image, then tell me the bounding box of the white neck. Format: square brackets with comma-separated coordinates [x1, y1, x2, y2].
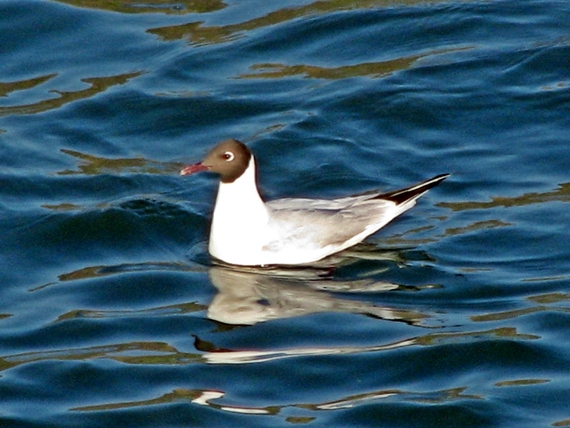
[214, 156, 265, 213]
[209, 157, 269, 262]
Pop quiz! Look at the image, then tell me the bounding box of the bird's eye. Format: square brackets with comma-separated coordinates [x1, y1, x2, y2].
[222, 151, 235, 161]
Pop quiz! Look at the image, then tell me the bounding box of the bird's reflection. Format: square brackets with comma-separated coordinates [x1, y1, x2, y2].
[33, 245, 432, 328]
[206, 265, 429, 326]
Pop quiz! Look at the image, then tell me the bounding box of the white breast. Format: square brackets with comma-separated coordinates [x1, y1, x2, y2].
[208, 157, 272, 265]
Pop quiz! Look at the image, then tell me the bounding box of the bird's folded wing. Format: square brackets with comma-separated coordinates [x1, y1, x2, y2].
[266, 199, 397, 250]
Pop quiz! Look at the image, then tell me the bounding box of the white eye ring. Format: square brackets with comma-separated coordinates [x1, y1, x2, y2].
[223, 151, 235, 161]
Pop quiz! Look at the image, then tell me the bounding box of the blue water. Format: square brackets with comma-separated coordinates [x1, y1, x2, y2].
[1, 0, 570, 426]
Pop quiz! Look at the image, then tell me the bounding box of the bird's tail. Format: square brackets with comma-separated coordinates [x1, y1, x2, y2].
[375, 173, 450, 205]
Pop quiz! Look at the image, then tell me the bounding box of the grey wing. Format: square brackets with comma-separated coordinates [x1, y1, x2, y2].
[266, 198, 397, 249]
[267, 194, 376, 211]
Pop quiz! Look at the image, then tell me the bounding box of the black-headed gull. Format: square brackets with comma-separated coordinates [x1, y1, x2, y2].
[181, 139, 448, 266]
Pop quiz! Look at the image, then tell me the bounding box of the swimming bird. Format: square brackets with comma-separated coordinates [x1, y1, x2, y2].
[180, 139, 448, 266]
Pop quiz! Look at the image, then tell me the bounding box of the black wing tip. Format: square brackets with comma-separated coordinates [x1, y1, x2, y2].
[432, 172, 451, 179]
[378, 173, 450, 205]
[430, 173, 451, 183]
[422, 173, 450, 190]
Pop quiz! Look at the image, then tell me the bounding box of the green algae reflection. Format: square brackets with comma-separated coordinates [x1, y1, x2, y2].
[54, 0, 226, 14]
[58, 149, 183, 176]
[0, 72, 143, 118]
[148, 0, 475, 46]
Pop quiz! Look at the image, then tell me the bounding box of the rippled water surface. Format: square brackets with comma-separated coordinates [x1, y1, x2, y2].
[1, 0, 570, 426]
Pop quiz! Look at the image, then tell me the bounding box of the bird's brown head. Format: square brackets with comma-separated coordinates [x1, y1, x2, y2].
[180, 139, 252, 183]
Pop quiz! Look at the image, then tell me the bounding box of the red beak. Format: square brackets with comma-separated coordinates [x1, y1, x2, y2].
[180, 162, 210, 176]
